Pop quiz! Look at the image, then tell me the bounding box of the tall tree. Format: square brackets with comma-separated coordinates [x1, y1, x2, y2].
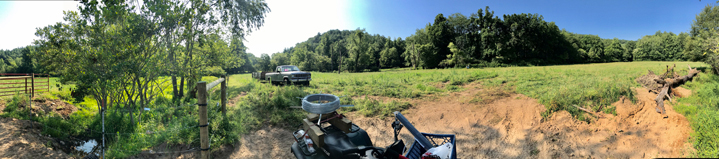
[622, 41, 636, 62]
[425, 14, 453, 68]
[346, 29, 370, 72]
[604, 38, 625, 62]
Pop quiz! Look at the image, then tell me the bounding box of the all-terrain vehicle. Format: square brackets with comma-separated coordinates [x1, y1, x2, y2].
[291, 94, 456, 159]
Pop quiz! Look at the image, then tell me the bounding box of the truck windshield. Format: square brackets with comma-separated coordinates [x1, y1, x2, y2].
[282, 66, 300, 72]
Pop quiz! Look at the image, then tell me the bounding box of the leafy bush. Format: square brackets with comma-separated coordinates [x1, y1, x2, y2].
[203, 66, 228, 77]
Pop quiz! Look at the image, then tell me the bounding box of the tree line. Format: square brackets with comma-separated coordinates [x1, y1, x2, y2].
[0, 47, 36, 73]
[246, 6, 714, 72]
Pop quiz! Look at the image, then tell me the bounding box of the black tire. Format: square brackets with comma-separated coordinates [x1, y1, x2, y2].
[284, 78, 291, 85]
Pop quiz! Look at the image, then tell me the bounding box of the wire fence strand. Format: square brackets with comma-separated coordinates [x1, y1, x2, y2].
[112, 103, 200, 113]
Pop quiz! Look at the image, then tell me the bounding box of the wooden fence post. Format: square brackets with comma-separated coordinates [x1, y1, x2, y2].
[197, 81, 209, 159]
[221, 75, 227, 117]
[31, 73, 34, 98]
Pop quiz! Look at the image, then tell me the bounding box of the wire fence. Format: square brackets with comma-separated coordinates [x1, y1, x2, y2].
[37, 100, 223, 156]
[28, 78, 228, 158]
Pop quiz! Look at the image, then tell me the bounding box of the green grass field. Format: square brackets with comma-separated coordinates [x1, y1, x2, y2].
[239, 61, 708, 121]
[3, 61, 718, 157]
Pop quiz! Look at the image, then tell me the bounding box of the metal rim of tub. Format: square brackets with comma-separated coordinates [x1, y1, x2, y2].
[301, 94, 341, 114]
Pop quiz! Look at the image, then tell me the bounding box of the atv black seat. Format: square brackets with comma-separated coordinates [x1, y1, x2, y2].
[322, 127, 360, 158]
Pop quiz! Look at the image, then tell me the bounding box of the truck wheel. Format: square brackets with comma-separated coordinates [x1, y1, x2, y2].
[284, 78, 291, 85]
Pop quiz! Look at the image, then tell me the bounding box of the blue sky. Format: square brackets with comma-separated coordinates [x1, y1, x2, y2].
[354, 0, 715, 42]
[0, 0, 716, 55]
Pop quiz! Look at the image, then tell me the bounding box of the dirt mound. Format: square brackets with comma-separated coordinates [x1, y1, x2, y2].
[347, 84, 693, 158]
[0, 117, 76, 159]
[32, 99, 77, 119]
[226, 83, 693, 158]
[534, 87, 692, 158]
[1, 98, 77, 119]
[349, 88, 546, 158]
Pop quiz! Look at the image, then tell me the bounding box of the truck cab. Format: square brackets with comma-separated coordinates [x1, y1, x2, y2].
[252, 65, 312, 85]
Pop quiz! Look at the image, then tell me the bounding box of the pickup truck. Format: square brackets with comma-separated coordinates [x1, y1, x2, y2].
[252, 65, 312, 85]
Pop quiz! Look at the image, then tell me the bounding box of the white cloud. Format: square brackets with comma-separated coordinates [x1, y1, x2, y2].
[0, 0, 353, 55]
[0, 1, 80, 50]
[243, 0, 353, 56]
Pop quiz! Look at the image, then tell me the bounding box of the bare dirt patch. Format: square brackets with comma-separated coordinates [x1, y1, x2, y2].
[0, 100, 6, 114]
[216, 126, 295, 159]
[0, 117, 76, 159]
[126, 142, 202, 159]
[226, 83, 693, 158]
[227, 92, 247, 108]
[673, 87, 692, 98]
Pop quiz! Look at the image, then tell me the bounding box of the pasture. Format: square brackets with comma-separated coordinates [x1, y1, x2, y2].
[3, 61, 718, 158]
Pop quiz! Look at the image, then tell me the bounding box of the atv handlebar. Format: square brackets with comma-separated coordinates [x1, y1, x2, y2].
[393, 111, 434, 149]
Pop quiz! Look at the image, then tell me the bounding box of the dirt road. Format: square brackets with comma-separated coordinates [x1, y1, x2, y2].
[226, 83, 693, 158]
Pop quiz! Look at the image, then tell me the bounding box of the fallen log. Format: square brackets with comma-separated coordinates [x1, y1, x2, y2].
[639, 64, 700, 115]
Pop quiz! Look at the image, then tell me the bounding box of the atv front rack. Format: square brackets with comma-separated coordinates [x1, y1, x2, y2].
[404, 133, 456, 159]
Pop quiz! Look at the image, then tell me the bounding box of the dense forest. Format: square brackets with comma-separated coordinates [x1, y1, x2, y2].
[243, 6, 716, 72]
[0, 46, 37, 73]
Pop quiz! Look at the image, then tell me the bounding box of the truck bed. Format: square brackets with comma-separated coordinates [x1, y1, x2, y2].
[252, 72, 270, 81]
